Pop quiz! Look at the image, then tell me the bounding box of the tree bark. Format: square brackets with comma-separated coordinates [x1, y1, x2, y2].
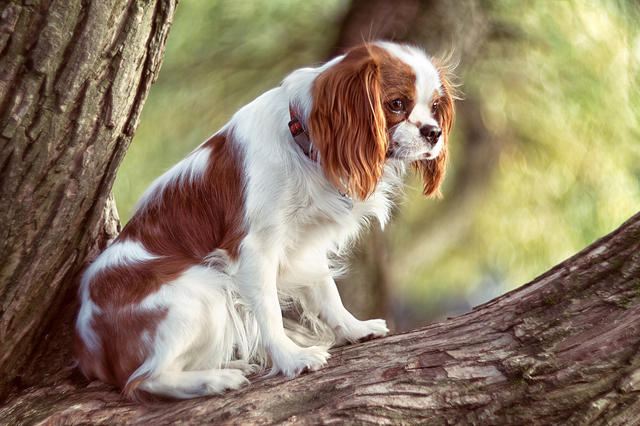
[1, 211, 639, 424]
[0, 0, 178, 400]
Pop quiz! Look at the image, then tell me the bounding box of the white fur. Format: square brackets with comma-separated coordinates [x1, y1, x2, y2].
[130, 264, 262, 398]
[85, 239, 159, 275]
[135, 145, 213, 210]
[76, 42, 447, 400]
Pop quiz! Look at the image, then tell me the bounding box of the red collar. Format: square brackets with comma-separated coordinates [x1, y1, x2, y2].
[288, 105, 317, 161]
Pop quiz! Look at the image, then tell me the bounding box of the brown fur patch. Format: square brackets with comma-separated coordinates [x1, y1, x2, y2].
[121, 131, 247, 262]
[375, 46, 417, 128]
[77, 307, 169, 391]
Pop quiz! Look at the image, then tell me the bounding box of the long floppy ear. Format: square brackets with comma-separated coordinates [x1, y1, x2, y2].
[414, 58, 456, 197]
[308, 45, 388, 200]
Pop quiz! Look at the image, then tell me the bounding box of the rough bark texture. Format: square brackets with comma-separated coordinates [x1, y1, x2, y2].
[1, 211, 639, 425]
[0, 0, 178, 400]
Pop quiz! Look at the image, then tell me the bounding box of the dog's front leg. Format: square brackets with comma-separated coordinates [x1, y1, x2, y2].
[308, 275, 389, 345]
[236, 242, 329, 377]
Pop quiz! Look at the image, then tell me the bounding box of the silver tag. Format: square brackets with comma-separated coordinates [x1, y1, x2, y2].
[341, 193, 354, 210]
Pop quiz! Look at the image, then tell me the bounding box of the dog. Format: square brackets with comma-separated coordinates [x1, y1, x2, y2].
[74, 41, 455, 401]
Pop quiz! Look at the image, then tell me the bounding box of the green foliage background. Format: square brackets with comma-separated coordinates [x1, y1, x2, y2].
[392, 0, 640, 318]
[113, 0, 640, 323]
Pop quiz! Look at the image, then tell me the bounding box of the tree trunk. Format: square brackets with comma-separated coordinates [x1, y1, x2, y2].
[1, 212, 639, 424]
[0, 0, 178, 400]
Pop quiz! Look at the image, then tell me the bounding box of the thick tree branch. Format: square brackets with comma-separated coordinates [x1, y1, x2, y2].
[2, 212, 639, 425]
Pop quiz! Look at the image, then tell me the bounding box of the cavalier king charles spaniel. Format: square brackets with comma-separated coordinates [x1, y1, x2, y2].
[75, 41, 456, 401]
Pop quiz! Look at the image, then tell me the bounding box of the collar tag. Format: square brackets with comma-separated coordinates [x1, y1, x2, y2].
[288, 105, 316, 160]
[341, 192, 355, 210]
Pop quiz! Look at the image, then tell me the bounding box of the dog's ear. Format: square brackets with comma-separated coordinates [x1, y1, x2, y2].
[413, 148, 448, 197]
[308, 45, 387, 200]
[413, 59, 455, 197]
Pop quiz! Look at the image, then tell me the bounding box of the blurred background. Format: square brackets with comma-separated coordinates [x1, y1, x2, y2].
[113, 0, 640, 331]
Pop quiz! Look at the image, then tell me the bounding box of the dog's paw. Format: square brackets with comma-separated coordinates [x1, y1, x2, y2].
[142, 368, 250, 398]
[226, 360, 261, 376]
[271, 345, 330, 378]
[336, 318, 389, 344]
[201, 369, 250, 394]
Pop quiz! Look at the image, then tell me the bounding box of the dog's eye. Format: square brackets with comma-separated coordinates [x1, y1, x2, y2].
[431, 100, 438, 114]
[388, 99, 404, 113]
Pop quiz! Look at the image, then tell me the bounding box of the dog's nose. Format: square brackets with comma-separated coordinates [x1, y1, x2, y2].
[420, 125, 442, 144]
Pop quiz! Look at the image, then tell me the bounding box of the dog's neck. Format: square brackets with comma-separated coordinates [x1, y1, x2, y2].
[288, 104, 354, 210]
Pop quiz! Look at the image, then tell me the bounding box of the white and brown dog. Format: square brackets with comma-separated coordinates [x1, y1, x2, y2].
[75, 42, 455, 401]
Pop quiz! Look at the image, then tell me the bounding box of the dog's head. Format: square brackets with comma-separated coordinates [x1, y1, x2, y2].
[308, 42, 456, 199]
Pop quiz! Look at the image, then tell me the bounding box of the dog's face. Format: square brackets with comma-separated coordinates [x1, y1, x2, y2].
[380, 44, 451, 162]
[308, 42, 455, 199]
